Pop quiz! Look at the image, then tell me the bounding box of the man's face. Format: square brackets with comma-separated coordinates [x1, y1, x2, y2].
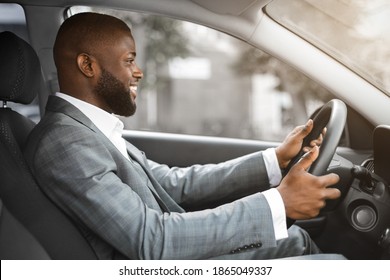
[93, 32, 143, 116]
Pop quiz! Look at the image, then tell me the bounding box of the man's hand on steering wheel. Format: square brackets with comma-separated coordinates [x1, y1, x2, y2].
[274, 100, 347, 222]
[275, 119, 326, 169]
[277, 146, 341, 220]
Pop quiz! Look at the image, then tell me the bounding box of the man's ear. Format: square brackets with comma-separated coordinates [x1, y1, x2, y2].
[77, 53, 97, 78]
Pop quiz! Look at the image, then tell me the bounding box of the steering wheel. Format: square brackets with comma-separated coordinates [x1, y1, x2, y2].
[285, 99, 347, 175]
[285, 99, 347, 227]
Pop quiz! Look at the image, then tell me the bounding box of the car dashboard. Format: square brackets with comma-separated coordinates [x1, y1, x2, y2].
[314, 125, 390, 259]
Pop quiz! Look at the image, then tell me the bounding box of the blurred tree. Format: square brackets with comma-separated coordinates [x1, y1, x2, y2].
[132, 15, 189, 89]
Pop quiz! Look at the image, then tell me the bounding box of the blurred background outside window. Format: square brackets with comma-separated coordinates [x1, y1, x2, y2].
[69, 6, 334, 142]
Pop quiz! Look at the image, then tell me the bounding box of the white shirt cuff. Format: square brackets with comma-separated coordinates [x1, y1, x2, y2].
[262, 148, 282, 187]
[262, 188, 288, 240]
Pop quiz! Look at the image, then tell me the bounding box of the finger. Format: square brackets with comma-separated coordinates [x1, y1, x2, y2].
[310, 127, 327, 147]
[310, 133, 323, 147]
[303, 146, 310, 153]
[290, 119, 314, 139]
[296, 145, 319, 170]
[289, 124, 305, 137]
[300, 119, 313, 138]
[324, 187, 341, 200]
[318, 172, 340, 186]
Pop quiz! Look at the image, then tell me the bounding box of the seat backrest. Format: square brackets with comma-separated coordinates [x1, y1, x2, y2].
[0, 198, 50, 259]
[0, 31, 97, 259]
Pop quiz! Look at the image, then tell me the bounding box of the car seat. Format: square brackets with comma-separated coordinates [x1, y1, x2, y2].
[0, 31, 97, 259]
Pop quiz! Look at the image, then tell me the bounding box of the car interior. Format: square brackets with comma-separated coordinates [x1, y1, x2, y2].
[1, 0, 390, 260]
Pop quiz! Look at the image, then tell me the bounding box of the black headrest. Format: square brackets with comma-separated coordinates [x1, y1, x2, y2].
[0, 31, 41, 104]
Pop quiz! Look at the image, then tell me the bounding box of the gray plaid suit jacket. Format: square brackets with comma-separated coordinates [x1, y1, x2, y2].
[24, 95, 278, 259]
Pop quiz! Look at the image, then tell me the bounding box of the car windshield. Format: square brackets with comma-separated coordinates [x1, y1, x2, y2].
[266, 0, 390, 96]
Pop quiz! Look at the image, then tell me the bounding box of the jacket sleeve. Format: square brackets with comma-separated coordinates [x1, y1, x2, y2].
[147, 151, 272, 208]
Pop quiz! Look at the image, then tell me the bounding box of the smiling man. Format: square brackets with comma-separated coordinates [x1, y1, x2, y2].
[52, 12, 143, 117]
[24, 12, 343, 260]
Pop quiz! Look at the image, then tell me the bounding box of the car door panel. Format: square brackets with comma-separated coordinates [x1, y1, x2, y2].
[123, 130, 371, 168]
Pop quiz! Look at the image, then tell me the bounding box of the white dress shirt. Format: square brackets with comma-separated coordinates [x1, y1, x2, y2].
[55, 92, 287, 240]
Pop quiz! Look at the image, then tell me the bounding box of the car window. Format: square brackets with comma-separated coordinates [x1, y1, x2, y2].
[0, 3, 28, 41]
[266, 0, 390, 97]
[68, 6, 334, 142]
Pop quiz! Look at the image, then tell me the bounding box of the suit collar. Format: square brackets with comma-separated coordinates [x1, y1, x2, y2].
[47, 95, 146, 166]
[54, 92, 125, 141]
[46, 95, 99, 133]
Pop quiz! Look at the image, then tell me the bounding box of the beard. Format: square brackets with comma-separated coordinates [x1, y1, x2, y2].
[94, 68, 136, 117]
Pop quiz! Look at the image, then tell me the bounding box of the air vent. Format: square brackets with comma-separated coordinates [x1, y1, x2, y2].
[362, 158, 374, 173]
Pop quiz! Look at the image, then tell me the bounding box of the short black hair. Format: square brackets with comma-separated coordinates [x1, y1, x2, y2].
[53, 12, 132, 68]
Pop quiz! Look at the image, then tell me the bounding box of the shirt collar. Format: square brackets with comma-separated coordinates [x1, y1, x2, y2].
[54, 92, 124, 140]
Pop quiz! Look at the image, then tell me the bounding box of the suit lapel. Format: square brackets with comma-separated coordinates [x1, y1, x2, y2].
[125, 141, 146, 166]
[125, 141, 184, 213]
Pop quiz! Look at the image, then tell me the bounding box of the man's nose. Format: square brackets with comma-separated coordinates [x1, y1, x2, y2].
[133, 64, 143, 80]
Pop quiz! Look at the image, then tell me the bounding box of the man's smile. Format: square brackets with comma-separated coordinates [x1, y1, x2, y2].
[130, 85, 138, 99]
